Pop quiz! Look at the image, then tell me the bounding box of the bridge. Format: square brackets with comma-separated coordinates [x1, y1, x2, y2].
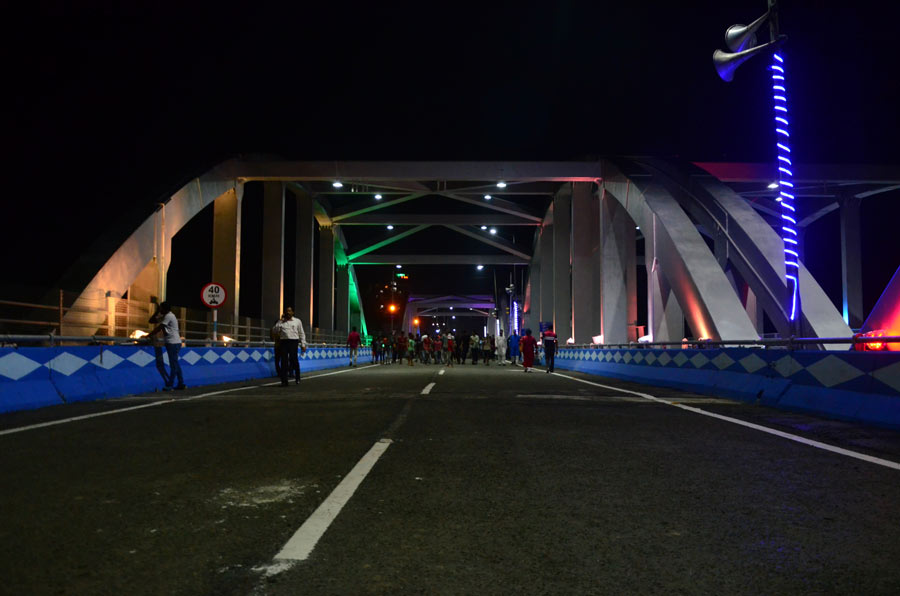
[2, 158, 900, 593]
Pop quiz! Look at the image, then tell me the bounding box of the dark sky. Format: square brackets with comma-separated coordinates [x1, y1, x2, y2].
[4, 2, 900, 314]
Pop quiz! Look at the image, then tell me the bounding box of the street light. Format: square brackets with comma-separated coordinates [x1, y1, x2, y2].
[713, 1, 799, 332]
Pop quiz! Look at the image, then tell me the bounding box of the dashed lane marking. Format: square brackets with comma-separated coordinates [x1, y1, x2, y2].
[273, 438, 393, 564]
[421, 382, 436, 395]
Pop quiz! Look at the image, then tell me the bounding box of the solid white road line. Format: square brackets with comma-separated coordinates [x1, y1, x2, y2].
[0, 364, 380, 436]
[551, 371, 900, 472]
[421, 382, 436, 395]
[275, 438, 393, 561]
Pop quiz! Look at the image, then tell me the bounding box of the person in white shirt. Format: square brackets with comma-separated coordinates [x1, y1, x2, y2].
[497, 329, 508, 365]
[149, 302, 185, 390]
[273, 306, 307, 386]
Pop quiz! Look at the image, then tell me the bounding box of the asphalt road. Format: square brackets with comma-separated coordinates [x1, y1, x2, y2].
[2, 361, 900, 595]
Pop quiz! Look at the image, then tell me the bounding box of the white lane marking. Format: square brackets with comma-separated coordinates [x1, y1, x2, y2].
[421, 382, 436, 395]
[0, 364, 380, 437]
[438, 369, 445, 376]
[551, 371, 900, 472]
[275, 438, 393, 562]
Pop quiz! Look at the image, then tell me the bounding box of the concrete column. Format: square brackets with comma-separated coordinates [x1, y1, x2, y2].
[526, 256, 540, 333]
[335, 264, 350, 334]
[572, 182, 597, 344]
[744, 283, 764, 335]
[590, 190, 603, 343]
[839, 195, 863, 328]
[553, 188, 572, 342]
[212, 186, 242, 330]
[539, 225, 554, 327]
[318, 225, 335, 331]
[294, 187, 315, 329]
[649, 259, 684, 341]
[600, 189, 636, 344]
[261, 182, 285, 324]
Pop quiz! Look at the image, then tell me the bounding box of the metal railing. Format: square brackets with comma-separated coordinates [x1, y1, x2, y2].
[0, 334, 365, 349]
[1, 295, 371, 346]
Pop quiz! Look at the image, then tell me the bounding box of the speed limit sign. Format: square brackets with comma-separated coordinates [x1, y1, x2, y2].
[201, 282, 227, 309]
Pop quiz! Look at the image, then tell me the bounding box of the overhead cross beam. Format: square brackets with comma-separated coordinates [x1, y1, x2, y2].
[332, 193, 428, 222]
[439, 192, 542, 223]
[349, 254, 529, 265]
[442, 225, 532, 260]
[336, 214, 540, 226]
[345, 225, 431, 261]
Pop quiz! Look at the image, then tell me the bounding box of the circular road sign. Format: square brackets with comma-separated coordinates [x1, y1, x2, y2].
[200, 282, 227, 309]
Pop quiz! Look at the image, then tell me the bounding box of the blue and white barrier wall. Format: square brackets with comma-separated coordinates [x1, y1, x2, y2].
[0, 345, 371, 413]
[551, 347, 900, 429]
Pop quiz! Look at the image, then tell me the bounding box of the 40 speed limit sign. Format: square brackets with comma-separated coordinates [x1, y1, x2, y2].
[200, 282, 227, 308]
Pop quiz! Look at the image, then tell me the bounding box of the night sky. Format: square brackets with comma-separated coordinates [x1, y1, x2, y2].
[5, 2, 899, 322]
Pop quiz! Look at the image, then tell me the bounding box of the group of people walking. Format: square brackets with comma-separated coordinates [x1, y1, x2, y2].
[364, 325, 558, 372]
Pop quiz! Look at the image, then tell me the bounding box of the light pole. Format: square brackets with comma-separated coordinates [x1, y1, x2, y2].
[713, 1, 799, 335]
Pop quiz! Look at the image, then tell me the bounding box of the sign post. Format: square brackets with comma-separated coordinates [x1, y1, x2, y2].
[200, 283, 227, 341]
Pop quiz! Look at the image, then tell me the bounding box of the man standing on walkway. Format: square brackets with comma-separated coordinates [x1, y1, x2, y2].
[149, 302, 185, 390]
[508, 329, 520, 366]
[347, 326, 361, 367]
[541, 323, 558, 373]
[273, 306, 307, 386]
[497, 330, 507, 365]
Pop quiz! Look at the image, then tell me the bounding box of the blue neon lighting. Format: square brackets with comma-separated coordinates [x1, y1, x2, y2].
[772, 53, 800, 322]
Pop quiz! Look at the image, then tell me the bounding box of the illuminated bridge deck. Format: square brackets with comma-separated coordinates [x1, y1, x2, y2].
[2, 363, 899, 595]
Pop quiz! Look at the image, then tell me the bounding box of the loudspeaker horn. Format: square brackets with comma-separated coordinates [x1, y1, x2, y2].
[725, 11, 770, 53]
[713, 36, 786, 82]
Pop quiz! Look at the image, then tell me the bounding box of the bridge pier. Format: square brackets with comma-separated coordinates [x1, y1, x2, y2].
[261, 182, 285, 324]
[553, 186, 572, 342]
[318, 225, 335, 331]
[212, 184, 243, 330]
[293, 186, 315, 329]
[571, 181, 599, 344]
[600, 187, 637, 344]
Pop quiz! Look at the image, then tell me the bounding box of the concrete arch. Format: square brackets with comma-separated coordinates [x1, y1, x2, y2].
[63, 163, 242, 335]
[631, 158, 850, 341]
[601, 160, 759, 341]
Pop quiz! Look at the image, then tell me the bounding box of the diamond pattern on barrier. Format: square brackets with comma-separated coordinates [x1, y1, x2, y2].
[623, 352, 633, 364]
[590, 351, 599, 361]
[263, 351, 273, 361]
[645, 353, 658, 365]
[673, 353, 688, 367]
[712, 353, 736, 370]
[127, 349, 156, 368]
[658, 352, 672, 366]
[633, 352, 645, 363]
[182, 351, 202, 366]
[872, 361, 900, 393]
[220, 351, 235, 363]
[202, 351, 219, 364]
[250, 351, 262, 362]
[0, 352, 43, 380]
[613, 352, 623, 363]
[805, 355, 864, 388]
[689, 353, 709, 368]
[773, 355, 801, 377]
[604, 352, 614, 362]
[44, 352, 89, 376]
[237, 351, 250, 362]
[739, 353, 767, 373]
[90, 350, 124, 370]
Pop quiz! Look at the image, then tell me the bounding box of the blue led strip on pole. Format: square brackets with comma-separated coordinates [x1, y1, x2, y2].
[772, 52, 800, 322]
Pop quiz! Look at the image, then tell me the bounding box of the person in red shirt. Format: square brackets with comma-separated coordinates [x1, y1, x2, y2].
[520, 328, 538, 372]
[422, 335, 432, 364]
[347, 326, 361, 367]
[541, 324, 558, 373]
